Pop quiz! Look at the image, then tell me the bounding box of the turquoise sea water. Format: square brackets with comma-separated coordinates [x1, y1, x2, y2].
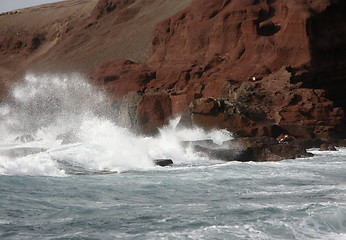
[1, 74, 345, 239]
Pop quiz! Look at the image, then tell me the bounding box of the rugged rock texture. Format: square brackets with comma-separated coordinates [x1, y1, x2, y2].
[189, 67, 344, 141]
[89, 0, 346, 140]
[1, 0, 346, 155]
[234, 137, 313, 162]
[188, 137, 312, 162]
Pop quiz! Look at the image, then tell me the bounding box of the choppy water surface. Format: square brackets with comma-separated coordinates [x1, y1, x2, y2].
[0, 74, 345, 239]
[1, 153, 346, 240]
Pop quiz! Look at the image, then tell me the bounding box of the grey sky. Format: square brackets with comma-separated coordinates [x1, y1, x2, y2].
[0, 0, 64, 13]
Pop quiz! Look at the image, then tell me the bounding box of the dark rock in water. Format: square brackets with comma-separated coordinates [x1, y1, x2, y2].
[234, 137, 313, 162]
[154, 159, 173, 167]
[193, 145, 244, 162]
[190, 137, 312, 162]
[319, 143, 337, 151]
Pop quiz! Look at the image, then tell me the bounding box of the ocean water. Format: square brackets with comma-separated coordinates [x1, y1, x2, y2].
[0, 74, 345, 239]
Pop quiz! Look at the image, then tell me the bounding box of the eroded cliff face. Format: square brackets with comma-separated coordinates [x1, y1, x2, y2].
[1, 0, 346, 141]
[303, 2, 346, 110]
[90, 0, 346, 139]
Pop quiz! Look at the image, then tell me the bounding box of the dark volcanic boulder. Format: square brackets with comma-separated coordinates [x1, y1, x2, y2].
[190, 137, 312, 162]
[233, 137, 313, 162]
[154, 159, 173, 167]
[193, 145, 245, 162]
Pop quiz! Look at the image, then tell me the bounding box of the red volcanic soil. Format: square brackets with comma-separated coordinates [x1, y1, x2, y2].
[0, 0, 193, 95]
[1, 0, 346, 142]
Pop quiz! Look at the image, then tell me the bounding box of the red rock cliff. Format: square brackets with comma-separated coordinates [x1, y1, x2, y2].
[90, 0, 346, 139]
[1, 0, 345, 140]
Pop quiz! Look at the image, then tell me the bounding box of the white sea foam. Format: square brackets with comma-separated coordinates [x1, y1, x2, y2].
[0, 153, 65, 177]
[0, 73, 233, 176]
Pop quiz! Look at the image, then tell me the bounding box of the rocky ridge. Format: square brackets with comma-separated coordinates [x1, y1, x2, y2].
[1, 0, 346, 161]
[90, 0, 346, 143]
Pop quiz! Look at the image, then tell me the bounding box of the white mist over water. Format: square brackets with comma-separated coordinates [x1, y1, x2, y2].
[0, 73, 233, 176]
[1, 74, 346, 240]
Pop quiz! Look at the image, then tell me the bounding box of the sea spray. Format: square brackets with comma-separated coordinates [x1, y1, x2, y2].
[0, 73, 109, 137]
[0, 76, 345, 240]
[0, 73, 233, 176]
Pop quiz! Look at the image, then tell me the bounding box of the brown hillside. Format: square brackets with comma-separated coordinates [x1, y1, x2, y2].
[0, 0, 193, 97]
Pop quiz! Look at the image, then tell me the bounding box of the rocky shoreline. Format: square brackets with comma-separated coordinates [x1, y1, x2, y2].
[1, 0, 346, 162]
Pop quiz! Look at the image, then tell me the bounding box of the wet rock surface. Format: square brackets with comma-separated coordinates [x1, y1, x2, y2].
[233, 137, 313, 162]
[191, 137, 313, 162]
[154, 159, 173, 167]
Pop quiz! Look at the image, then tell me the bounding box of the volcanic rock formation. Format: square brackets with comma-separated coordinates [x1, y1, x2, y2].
[90, 0, 346, 141]
[1, 0, 346, 146]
